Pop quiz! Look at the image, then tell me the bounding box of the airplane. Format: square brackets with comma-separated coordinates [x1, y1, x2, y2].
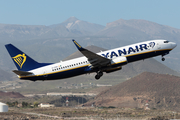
[5, 39, 176, 81]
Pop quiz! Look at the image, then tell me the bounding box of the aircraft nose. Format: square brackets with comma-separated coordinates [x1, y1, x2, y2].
[171, 42, 177, 49]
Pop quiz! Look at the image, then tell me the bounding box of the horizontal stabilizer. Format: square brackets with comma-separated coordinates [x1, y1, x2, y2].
[12, 70, 33, 76]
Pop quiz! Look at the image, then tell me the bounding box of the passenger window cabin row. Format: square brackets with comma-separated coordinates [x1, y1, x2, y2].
[52, 61, 88, 71]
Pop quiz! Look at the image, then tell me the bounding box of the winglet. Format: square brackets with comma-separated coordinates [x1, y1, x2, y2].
[72, 39, 83, 50]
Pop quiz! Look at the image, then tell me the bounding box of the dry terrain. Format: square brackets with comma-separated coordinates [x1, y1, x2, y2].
[86, 72, 180, 110]
[0, 91, 24, 98]
[0, 107, 180, 120]
[1, 72, 180, 119]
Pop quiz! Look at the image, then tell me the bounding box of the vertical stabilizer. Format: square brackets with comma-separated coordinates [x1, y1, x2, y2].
[5, 44, 51, 71]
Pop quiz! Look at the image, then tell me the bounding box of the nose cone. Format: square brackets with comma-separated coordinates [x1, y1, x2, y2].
[171, 42, 177, 49]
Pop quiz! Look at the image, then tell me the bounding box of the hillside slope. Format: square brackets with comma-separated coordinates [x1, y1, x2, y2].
[0, 91, 24, 98]
[0, 68, 15, 81]
[86, 72, 180, 110]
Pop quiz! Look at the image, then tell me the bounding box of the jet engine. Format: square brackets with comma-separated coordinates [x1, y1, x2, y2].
[104, 56, 127, 73]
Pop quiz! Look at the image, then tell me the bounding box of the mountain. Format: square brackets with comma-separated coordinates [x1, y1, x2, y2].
[0, 68, 15, 81]
[0, 24, 59, 41]
[0, 17, 105, 41]
[50, 16, 105, 35]
[0, 17, 180, 75]
[97, 19, 180, 42]
[85, 72, 180, 110]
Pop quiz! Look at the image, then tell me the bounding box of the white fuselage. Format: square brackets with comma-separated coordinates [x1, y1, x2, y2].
[19, 40, 176, 80]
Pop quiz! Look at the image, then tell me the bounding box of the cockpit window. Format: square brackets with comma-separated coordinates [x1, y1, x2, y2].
[164, 41, 169, 43]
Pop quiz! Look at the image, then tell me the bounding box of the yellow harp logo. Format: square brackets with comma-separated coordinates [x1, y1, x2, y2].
[12, 53, 26, 69]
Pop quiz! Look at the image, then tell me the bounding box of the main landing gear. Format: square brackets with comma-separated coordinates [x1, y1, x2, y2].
[161, 55, 165, 61]
[95, 71, 103, 80]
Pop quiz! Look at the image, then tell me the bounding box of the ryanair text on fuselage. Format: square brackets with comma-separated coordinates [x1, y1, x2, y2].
[101, 43, 150, 59]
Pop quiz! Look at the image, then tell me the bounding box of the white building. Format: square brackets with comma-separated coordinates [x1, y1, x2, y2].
[38, 103, 55, 108]
[0, 102, 8, 112]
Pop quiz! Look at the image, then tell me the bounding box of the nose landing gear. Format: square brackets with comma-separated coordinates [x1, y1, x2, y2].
[162, 57, 165, 61]
[95, 71, 103, 80]
[161, 52, 169, 61]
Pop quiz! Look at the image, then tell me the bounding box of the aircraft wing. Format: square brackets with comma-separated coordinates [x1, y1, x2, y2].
[13, 70, 33, 76]
[72, 40, 110, 68]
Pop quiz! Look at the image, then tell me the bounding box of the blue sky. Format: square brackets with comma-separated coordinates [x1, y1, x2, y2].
[1, 0, 180, 29]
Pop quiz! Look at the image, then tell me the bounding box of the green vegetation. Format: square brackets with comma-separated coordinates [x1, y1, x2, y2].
[6, 101, 18, 107]
[6, 101, 32, 108]
[33, 101, 39, 107]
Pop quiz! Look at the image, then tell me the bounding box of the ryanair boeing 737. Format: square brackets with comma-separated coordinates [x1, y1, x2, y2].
[5, 39, 176, 81]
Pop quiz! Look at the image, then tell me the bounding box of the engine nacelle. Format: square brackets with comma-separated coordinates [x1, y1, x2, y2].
[110, 56, 127, 67]
[105, 66, 122, 73]
[104, 57, 127, 73]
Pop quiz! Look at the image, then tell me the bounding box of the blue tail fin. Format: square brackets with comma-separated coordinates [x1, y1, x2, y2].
[5, 44, 51, 71]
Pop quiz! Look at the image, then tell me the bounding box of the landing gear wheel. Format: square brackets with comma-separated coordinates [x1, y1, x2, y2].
[95, 71, 103, 80]
[162, 57, 165, 61]
[95, 75, 100, 80]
